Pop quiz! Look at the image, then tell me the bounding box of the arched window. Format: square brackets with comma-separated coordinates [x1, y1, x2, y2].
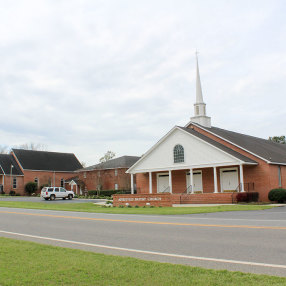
[173, 145, 184, 163]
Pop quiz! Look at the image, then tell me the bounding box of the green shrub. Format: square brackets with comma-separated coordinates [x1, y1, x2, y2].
[9, 190, 16, 196]
[88, 189, 131, 197]
[25, 182, 38, 196]
[268, 188, 286, 203]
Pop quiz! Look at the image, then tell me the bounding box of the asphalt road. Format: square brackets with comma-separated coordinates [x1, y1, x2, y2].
[0, 206, 286, 277]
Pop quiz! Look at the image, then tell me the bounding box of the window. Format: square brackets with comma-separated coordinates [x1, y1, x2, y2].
[115, 169, 118, 176]
[98, 171, 101, 177]
[13, 177, 17, 189]
[83, 172, 87, 179]
[61, 178, 64, 188]
[173, 144, 184, 163]
[48, 188, 53, 192]
[34, 178, 39, 186]
[54, 188, 59, 192]
[60, 187, 66, 192]
[115, 183, 118, 190]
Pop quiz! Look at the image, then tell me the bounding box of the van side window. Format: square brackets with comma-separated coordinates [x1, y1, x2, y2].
[48, 188, 53, 192]
[54, 188, 59, 192]
[60, 188, 66, 192]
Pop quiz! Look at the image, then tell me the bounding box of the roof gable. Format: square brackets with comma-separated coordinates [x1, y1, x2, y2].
[12, 149, 82, 172]
[0, 154, 23, 175]
[128, 127, 256, 173]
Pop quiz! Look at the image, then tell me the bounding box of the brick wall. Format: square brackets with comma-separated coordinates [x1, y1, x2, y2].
[77, 168, 134, 191]
[1, 175, 25, 195]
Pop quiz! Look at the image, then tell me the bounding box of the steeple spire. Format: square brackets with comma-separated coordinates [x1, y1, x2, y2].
[190, 52, 211, 128]
[196, 51, 204, 104]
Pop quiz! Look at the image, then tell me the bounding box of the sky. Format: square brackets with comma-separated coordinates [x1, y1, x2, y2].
[1, 0, 286, 165]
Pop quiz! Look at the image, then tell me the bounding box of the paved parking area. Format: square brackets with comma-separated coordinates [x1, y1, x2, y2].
[0, 196, 105, 204]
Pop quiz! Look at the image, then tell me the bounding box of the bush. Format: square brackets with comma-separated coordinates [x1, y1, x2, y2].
[236, 192, 259, 203]
[25, 182, 38, 196]
[9, 190, 16, 196]
[88, 189, 131, 197]
[268, 188, 286, 203]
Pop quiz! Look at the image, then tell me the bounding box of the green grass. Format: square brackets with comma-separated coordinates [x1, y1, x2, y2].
[0, 200, 274, 215]
[0, 237, 285, 286]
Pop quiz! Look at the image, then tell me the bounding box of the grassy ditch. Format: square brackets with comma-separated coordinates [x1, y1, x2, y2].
[0, 238, 285, 286]
[0, 200, 274, 215]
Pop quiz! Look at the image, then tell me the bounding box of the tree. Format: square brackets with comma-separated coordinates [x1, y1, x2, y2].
[99, 151, 115, 163]
[269, 136, 286, 144]
[0, 145, 9, 154]
[17, 143, 47, 151]
[25, 182, 38, 196]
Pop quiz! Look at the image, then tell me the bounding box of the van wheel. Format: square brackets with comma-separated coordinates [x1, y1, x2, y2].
[44, 198, 49, 201]
[68, 194, 73, 200]
[62, 198, 66, 200]
[50, 195, 55, 201]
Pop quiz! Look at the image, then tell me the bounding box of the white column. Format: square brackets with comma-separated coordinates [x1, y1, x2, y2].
[169, 170, 172, 193]
[149, 172, 152, 194]
[190, 169, 193, 193]
[76, 184, 78, 194]
[239, 164, 245, 192]
[131, 174, 134, 194]
[213, 167, 218, 193]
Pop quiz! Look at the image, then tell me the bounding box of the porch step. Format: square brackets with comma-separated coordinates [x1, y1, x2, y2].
[172, 193, 234, 204]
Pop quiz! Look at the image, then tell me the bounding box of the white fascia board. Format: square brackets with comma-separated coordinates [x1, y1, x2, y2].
[0, 164, 5, 175]
[269, 162, 286, 166]
[132, 162, 250, 174]
[127, 126, 178, 174]
[23, 169, 76, 173]
[190, 123, 270, 164]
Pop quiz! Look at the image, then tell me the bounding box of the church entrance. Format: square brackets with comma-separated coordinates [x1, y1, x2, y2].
[186, 171, 203, 193]
[220, 168, 239, 192]
[157, 173, 170, 193]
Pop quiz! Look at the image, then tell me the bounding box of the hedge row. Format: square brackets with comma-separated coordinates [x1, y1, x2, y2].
[87, 190, 131, 197]
[268, 188, 286, 203]
[236, 192, 259, 203]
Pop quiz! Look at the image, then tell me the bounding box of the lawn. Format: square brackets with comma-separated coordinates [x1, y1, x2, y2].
[0, 238, 285, 286]
[0, 200, 274, 215]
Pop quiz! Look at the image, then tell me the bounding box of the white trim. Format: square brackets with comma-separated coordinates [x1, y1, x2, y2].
[239, 164, 245, 192]
[189, 122, 270, 164]
[131, 174, 134, 194]
[169, 170, 172, 194]
[220, 167, 239, 193]
[269, 162, 286, 166]
[128, 126, 257, 174]
[22, 169, 76, 173]
[149, 172, 152, 194]
[0, 164, 5, 175]
[213, 167, 218, 193]
[127, 126, 178, 173]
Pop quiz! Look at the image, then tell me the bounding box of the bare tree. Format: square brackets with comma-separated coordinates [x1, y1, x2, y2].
[0, 145, 9, 154]
[99, 151, 115, 163]
[16, 143, 47, 151]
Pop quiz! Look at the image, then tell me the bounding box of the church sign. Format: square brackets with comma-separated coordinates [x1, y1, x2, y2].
[113, 194, 172, 207]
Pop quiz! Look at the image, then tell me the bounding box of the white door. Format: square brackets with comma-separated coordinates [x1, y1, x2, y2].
[157, 174, 169, 193]
[221, 169, 238, 192]
[186, 171, 203, 192]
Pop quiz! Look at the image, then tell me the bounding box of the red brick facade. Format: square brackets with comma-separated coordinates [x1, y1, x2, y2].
[134, 124, 286, 203]
[77, 168, 134, 192]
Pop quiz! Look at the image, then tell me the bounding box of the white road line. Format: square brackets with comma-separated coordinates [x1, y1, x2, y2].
[1, 230, 286, 270]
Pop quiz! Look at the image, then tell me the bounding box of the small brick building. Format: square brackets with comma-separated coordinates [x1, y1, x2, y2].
[74, 156, 140, 194]
[121, 57, 286, 205]
[0, 149, 82, 195]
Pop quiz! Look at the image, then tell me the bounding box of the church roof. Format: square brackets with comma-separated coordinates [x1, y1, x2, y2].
[12, 149, 82, 172]
[193, 124, 286, 164]
[178, 127, 257, 164]
[0, 154, 23, 175]
[79, 156, 140, 171]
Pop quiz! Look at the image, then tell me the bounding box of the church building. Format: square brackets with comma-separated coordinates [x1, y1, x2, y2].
[124, 56, 286, 204]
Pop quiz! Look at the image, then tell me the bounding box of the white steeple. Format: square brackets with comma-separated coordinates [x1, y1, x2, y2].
[190, 52, 211, 128]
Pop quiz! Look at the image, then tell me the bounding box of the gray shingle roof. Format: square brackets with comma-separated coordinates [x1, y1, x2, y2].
[12, 149, 82, 171]
[195, 124, 286, 164]
[179, 127, 257, 164]
[80, 156, 140, 171]
[0, 154, 23, 175]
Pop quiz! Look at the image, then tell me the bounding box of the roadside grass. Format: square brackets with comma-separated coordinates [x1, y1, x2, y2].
[0, 238, 285, 286]
[0, 200, 275, 215]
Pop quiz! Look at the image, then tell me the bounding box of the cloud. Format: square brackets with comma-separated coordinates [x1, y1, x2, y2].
[0, 0, 286, 165]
